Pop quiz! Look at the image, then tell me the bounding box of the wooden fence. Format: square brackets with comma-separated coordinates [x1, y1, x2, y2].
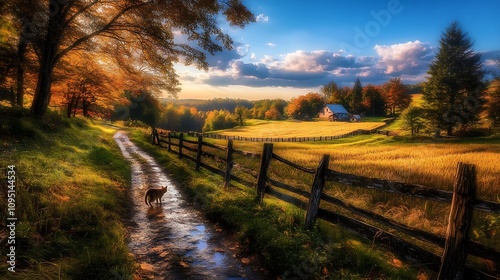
[152, 129, 500, 279]
[178, 127, 391, 143]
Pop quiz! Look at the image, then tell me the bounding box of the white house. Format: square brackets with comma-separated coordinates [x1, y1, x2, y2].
[318, 104, 351, 121]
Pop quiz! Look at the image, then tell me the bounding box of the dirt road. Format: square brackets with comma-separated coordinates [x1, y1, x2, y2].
[113, 132, 269, 280]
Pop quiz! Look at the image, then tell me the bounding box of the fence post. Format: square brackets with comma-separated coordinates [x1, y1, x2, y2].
[304, 155, 330, 230]
[438, 162, 476, 280]
[195, 135, 203, 171]
[223, 140, 234, 188]
[167, 132, 172, 152]
[178, 133, 184, 159]
[256, 143, 273, 202]
[155, 128, 162, 147]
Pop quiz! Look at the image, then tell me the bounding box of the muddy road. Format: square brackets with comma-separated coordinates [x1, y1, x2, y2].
[113, 132, 269, 280]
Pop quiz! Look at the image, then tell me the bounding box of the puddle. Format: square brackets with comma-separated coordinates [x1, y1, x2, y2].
[113, 132, 269, 279]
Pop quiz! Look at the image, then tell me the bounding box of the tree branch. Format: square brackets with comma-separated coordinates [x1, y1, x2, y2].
[54, 1, 150, 64]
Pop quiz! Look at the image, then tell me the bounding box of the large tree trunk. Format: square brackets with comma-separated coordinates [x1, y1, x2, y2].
[30, 59, 55, 116]
[30, 5, 64, 117]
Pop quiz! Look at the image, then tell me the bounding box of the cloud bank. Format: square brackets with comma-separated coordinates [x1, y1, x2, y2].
[191, 40, 496, 89]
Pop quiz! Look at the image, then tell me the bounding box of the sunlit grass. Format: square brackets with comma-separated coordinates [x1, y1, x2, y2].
[202, 132, 500, 269]
[213, 119, 386, 138]
[0, 107, 135, 279]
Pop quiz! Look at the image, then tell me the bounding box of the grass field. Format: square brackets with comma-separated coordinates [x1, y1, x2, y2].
[198, 130, 500, 275]
[214, 119, 387, 138]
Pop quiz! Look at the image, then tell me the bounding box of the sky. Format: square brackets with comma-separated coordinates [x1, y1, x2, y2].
[173, 0, 500, 101]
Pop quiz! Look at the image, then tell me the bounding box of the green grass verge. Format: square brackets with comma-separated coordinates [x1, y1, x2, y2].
[0, 106, 135, 279]
[129, 128, 427, 279]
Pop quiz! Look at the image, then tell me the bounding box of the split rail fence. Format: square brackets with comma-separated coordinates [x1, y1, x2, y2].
[152, 129, 500, 279]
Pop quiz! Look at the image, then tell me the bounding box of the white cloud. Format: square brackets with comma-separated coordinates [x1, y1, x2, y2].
[266, 42, 276, 47]
[256, 14, 269, 22]
[250, 53, 257, 60]
[374, 40, 432, 74]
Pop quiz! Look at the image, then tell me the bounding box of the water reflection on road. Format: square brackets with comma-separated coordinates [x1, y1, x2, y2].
[113, 132, 268, 280]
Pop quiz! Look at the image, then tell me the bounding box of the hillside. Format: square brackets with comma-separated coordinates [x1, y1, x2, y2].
[0, 107, 134, 279]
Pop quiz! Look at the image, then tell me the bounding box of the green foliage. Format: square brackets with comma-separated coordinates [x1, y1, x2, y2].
[203, 109, 238, 131]
[234, 105, 249, 126]
[349, 78, 364, 114]
[113, 89, 161, 127]
[158, 103, 204, 132]
[423, 21, 486, 136]
[250, 99, 288, 119]
[401, 106, 427, 137]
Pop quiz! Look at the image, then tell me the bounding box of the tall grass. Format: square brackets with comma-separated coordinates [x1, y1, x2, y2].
[0, 106, 135, 279]
[201, 133, 500, 273]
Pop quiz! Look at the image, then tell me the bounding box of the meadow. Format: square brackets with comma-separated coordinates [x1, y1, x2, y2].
[213, 119, 387, 138]
[196, 125, 500, 275]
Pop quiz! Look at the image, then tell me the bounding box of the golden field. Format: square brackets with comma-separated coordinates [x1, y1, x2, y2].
[201, 133, 500, 254]
[214, 119, 386, 138]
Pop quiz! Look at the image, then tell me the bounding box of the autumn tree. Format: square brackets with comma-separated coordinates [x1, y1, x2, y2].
[362, 85, 385, 116]
[383, 78, 411, 115]
[348, 78, 364, 113]
[321, 81, 343, 104]
[286, 92, 324, 120]
[423, 21, 485, 136]
[60, 52, 114, 118]
[234, 105, 249, 126]
[250, 99, 287, 119]
[21, 0, 254, 117]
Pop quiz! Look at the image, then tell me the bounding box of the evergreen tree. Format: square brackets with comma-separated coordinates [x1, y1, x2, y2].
[487, 79, 500, 127]
[349, 78, 364, 114]
[423, 21, 485, 136]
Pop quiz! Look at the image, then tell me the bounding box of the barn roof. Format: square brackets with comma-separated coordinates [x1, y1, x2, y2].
[325, 104, 349, 114]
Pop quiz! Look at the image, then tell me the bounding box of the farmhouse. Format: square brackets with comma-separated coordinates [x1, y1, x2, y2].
[318, 104, 351, 121]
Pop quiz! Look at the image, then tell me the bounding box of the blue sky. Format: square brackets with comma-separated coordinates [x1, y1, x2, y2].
[174, 0, 500, 100]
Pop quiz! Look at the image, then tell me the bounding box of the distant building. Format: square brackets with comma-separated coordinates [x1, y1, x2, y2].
[350, 114, 361, 122]
[318, 104, 351, 121]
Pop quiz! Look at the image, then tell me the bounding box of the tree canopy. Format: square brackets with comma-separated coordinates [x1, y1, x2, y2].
[286, 92, 324, 120]
[4, 0, 254, 116]
[423, 21, 485, 136]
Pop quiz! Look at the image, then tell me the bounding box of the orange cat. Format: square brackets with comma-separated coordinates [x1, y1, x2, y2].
[144, 186, 168, 206]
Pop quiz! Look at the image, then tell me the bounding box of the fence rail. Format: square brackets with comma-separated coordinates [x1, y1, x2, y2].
[168, 124, 389, 143]
[152, 128, 500, 279]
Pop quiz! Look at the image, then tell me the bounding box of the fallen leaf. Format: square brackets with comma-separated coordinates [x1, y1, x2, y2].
[241, 258, 251, 265]
[215, 247, 225, 253]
